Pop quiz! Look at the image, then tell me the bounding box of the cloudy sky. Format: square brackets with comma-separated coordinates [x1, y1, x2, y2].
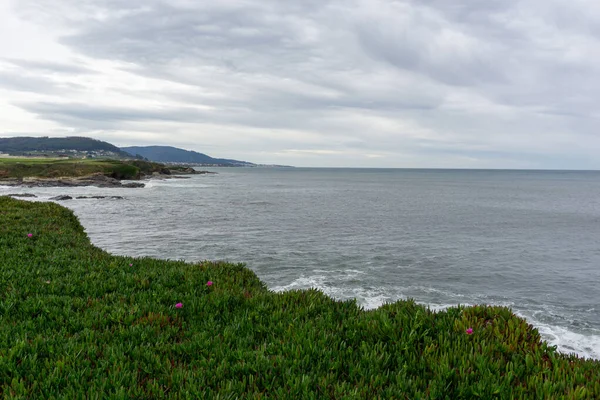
[1, 0, 599, 168]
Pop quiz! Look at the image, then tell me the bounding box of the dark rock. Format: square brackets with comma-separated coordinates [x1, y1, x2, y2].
[169, 167, 195, 174]
[2, 172, 146, 189]
[7, 193, 37, 198]
[168, 167, 216, 175]
[50, 195, 73, 201]
[79, 174, 121, 186]
[121, 182, 145, 188]
[76, 196, 124, 199]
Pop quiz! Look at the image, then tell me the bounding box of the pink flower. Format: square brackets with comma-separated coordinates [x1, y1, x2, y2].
[129, 263, 133, 267]
[27, 233, 33, 238]
[206, 281, 213, 287]
[466, 328, 474, 335]
[175, 303, 183, 309]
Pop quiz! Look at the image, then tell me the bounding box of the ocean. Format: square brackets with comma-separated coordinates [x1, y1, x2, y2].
[3, 168, 600, 359]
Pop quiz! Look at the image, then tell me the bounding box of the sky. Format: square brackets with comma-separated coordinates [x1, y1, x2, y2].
[1, 0, 599, 168]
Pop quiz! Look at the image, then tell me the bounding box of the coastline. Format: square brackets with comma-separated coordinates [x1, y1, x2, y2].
[0, 157, 215, 189]
[1, 195, 599, 397]
[0, 170, 215, 189]
[4, 167, 599, 361]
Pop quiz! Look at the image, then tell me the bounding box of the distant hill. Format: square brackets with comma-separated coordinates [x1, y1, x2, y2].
[121, 146, 255, 166]
[0, 136, 132, 158]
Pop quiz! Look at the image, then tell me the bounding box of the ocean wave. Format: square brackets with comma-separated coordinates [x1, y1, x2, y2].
[142, 178, 213, 189]
[270, 273, 600, 360]
[514, 311, 600, 360]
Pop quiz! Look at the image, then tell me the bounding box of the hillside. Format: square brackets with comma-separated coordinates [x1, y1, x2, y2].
[0, 136, 132, 158]
[121, 145, 255, 166]
[0, 158, 190, 181]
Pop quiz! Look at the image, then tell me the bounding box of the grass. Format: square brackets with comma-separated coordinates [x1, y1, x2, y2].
[1, 196, 599, 398]
[0, 158, 185, 180]
[0, 157, 65, 164]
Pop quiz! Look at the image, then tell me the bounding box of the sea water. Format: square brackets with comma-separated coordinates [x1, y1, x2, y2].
[3, 168, 599, 359]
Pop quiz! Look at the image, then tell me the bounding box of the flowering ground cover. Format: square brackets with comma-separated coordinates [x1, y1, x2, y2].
[0, 196, 598, 398]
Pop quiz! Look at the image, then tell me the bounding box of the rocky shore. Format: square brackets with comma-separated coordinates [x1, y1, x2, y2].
[0, 173, 146, 188]
[0, 169, 215, 189]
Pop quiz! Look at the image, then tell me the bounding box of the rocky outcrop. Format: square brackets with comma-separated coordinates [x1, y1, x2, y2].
[121, 182, 146, 188]
[7, 193, 37, 198]
[50, 195, 73, 201]
[145, 168, 216, 181]
[1, 173, 145, 188]
[49, 195, 125, 201]
[168, 168, 216, 175]
[76, 196, 124, 200]
[0, 168, 214, 188]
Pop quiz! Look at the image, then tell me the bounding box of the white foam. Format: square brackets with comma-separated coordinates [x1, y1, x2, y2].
[359, 294, 391, 310]
[345, 269, 368, 275]
[514, 311, 600, 360]
[140, 180, 160, 188]
[271, 276, 324, 292]
[272, 276, 600, 360]
[540, 326, 600, 359]
[415, 286, 468, 298]
[414, 303, 600, 361]
[140, 177, 212, 189]
[271, 273, 391, 310]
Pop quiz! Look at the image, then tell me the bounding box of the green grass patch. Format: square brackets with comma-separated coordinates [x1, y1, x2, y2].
[0, 158, 65, 164]
[1, 196, 599, 398]
[0, 158, 169, 180]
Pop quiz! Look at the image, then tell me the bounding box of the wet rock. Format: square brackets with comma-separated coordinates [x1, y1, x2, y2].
[2, 173, 146, 188]
[168, 167, 216, 175]
[121, 182, 145, 188]
[50, 195, 73, 201]
[75, 196, 124, 199]
[7, 193, 37, 198]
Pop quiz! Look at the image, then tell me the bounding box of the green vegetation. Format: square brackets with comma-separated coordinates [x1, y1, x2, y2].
[0, 136, 131, 158]
[1, 197, 599, 398]
[0, 158, 177, 180]
[121, 145, 255, 166]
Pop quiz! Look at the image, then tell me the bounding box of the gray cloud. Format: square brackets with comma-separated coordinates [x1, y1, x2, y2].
[0, 72, 62, 94]
[0, 70, 84, 94]
[20, 101, 213, 130]
[3, 0, 600, 168]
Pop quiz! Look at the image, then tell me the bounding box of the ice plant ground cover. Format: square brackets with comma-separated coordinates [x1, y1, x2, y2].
[0, 196, 599, 398]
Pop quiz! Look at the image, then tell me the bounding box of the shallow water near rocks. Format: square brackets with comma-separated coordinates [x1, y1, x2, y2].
[3, 168, 600, 359]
